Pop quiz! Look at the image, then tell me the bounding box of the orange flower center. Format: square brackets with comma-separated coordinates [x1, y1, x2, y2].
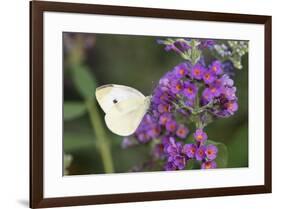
[160, 93, 167, 100]
[207, 150, 213, 155]
[194, 69, 200, 75]
[227, 102, 233, 110]
[187, 87, 193, 94]
[161, 117, 168, 123]
[205, 162, 212, 169]
[153, 127, 160, 134]
[210, 87, 216, 93]
[176, 84, 182, 90]
[191, 148, 195, 154]
[169, 124, 175, 129]
[212, 66, 217, 72]
[197, 134, 203, 140]
[179, 69, 185, 75]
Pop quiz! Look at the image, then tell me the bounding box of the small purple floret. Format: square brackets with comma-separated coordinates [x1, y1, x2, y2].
[195, 146, 206, 161]
[165, 120, 177, 132]
[203, 70, 216, 84]
[176, 124, 189, 139]
[191, 64, 206, 80]
[205, 144, 218, 160]
[194, 129, 208, 144]
[182, 82, 198, 100]
[174, 63, 189, 78]
[201, 161, 217, 169]
[209, 60, 223, 75]
[171, 79, 184, 94]
[182, 144, 197, 158]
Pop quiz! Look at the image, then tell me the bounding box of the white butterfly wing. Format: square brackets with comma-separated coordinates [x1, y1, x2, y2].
[95, 84, 150, 136]
[95, 84, 145, 113]
[104, 97, 150, 136]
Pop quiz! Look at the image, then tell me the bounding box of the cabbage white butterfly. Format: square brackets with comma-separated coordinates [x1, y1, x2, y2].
[95, 84, 151, 136]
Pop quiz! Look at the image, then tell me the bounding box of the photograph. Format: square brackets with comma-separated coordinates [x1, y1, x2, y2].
[63, 32, 249, 175]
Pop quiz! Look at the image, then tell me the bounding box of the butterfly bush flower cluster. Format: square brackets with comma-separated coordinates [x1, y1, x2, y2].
[124, 38, 244, 171]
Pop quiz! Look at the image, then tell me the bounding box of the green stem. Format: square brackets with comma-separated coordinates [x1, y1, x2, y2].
[194, 85, 202, 129]
[85, 98, 114, 173]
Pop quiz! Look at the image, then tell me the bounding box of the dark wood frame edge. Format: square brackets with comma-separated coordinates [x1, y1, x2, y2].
[30, 1, 44, 208]
[30, 1, 272, 208]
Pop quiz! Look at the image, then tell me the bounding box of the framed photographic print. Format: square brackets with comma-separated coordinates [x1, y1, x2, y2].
[30, 0, 272, 208]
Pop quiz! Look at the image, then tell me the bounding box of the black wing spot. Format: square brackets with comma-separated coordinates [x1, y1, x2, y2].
[113, 99, 118, 104]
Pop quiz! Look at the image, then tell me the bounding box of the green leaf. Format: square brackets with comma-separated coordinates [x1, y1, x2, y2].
[64, 102, 86, 121]
[71, 65, 97, 98]
[207, 140, 228, 168]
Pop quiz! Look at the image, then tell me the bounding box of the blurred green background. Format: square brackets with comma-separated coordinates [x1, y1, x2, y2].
[63, 32, 248, 175]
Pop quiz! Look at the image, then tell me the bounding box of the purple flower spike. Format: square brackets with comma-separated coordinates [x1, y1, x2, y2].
[194, 129, 208, 144]
[195, 146, 206, 161]
[205, 144, 218, 160]
[132, 39, 243, 171]
[191, 64, 206, 80]
[201, 161, 217, 169]
[203, 70, 216, 84]
[176, 124, 189, 139]
[165, 120, 177, 132]
[209, 60, 223, 75]
[182, 144, 197, 158]
[183, 82, 198, 100]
